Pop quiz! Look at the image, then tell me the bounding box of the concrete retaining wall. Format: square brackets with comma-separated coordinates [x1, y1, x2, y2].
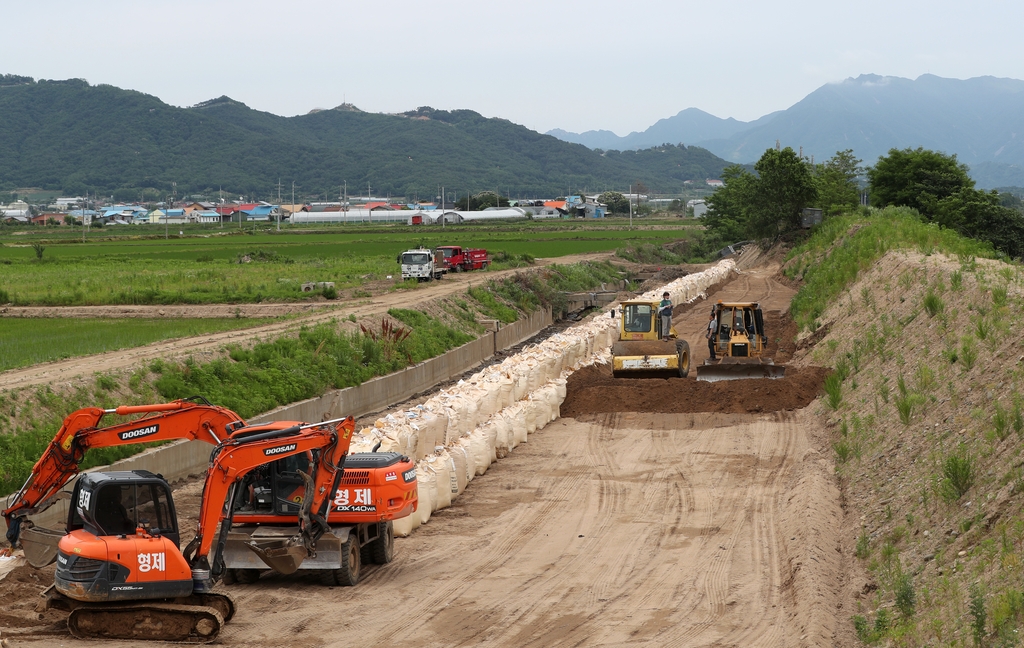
[254, 307, 552, 424]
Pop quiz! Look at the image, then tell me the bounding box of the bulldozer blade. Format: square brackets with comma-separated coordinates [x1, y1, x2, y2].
[244, 539, 307, 575]
[20, 525, 64, 568]
[696, 363, 786, 383]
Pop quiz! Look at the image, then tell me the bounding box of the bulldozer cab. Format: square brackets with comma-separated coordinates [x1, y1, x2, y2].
[713, 302, 767, 356]
[621, 301, 671, 341]
[697, 301, 784, 382]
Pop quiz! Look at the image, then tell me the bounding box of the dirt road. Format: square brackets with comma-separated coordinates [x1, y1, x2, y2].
[0, 252, 613, 391]
[0, 259, 843, 647]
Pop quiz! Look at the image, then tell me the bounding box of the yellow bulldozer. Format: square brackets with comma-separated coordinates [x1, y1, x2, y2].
[611, 298, 691, 378]
[696, 301, 785, 382]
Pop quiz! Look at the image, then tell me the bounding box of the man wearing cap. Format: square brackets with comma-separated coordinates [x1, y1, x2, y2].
[705, 309, 718, 361]
[657, 292, 673, 342]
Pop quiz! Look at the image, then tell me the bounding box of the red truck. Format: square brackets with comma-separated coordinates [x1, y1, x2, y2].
[437, 245, 489, 272]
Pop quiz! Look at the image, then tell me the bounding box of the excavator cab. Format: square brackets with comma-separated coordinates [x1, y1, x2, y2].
[69, 472, 180, 546]
[57, 471, 195, 603]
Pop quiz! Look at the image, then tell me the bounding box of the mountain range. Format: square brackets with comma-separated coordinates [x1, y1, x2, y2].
[548, 75, 1024, 189]
[0, 76, 730, 199]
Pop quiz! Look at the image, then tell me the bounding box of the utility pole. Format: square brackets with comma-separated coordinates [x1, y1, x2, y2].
[343, 180, 347, 225]
[277, 178, 282, 231]
[629, 184, 633, 230]
[168, 182, 175, 240]
[442, 185, 445, 229]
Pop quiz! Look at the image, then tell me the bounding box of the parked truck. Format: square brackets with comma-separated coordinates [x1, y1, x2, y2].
[437, 245, 489, 272]
[400, 248, 446, 281]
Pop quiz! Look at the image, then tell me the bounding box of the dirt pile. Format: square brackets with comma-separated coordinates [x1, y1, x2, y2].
[560, 363, 828, 417]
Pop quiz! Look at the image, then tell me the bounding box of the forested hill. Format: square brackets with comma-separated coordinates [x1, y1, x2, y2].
[0, 77, 732, 198]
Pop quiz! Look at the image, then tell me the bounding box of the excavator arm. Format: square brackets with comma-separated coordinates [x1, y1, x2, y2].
[184, 416, 354, 579]
[3, 398, 246, 546]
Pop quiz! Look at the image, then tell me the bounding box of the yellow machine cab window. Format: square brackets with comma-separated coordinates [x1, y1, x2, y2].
[622, 304, 653, 333]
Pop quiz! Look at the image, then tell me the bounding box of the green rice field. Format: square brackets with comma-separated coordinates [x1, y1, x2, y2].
[0, 219, 696, 306]
[0, 317, 278, 371]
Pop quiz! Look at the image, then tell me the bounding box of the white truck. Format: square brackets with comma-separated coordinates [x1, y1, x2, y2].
[400, 248, 446, 281]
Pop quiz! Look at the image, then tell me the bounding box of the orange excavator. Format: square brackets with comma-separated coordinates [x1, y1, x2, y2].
[38, 415, 352, 641]
[4, 398, 417, 585]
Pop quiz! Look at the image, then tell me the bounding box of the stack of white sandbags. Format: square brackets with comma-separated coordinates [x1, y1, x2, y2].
[349, 258, 736, 536]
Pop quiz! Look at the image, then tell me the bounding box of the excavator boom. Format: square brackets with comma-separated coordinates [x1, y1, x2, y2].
[3, 398, 245, 565]
[188, 417, 354, 577]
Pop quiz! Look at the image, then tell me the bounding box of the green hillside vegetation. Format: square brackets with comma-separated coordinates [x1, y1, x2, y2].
[786, 211, 1024, 646]
[0, 78, 733, 199]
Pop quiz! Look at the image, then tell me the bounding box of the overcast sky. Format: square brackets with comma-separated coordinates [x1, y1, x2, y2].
[5, 0, 1024, 136]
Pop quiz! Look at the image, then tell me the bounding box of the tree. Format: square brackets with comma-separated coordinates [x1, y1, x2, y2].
[703, 148, 818, 245]
[598, 191, 629, 214]
[814, 149, 862, 216]
[867, 147, 973, 216]
[704, 165, 757, 244]
[934, 188, 1024, 258]
[747, 147, 818, 240]
[870, 147, 1024, 258]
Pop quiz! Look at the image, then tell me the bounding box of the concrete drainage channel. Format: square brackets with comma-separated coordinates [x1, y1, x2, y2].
[0, 258, 737, 539]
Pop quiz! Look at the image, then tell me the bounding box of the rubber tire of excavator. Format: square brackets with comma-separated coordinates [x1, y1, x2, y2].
[233, 568, 261, 585]
[370, 520, 395, 564]
[321, 533, 361, 586]
[676, 340, 691, 378]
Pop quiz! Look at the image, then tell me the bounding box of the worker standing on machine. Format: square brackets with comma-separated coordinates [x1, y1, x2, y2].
[706, 309, 718, 361]
[658, 292, 673, 342]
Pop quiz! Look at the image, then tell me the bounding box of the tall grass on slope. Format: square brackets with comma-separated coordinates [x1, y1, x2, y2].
[786, 207, 998, 331]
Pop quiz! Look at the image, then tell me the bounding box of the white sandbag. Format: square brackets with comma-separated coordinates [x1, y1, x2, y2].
[426, 456, 452, 510]
[512, 370, 529, 402]
[542, 354, 561, 381]
[507, 404, 528, 445]
[442, 406, 461, 445]
[493, 415, 513, 458]
[416, 467, 435, 523]
[469, 428, 493, 476]
[393, 511, 418, 536]
[481, 421, 499, 463]
[448, 445, 469, 496]
[457, 438, 475, 484]
[553, 377, 567, 402]
[478, 381, 501, 418]
[422, 411, 445, 454]
[498, 374, 515, 409]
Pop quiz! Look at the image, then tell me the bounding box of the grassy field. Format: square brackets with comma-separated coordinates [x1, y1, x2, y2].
[0, 317, 279, 371]
[0, 219, 697, 306]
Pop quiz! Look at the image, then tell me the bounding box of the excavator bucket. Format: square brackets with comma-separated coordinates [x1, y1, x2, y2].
[244, 539, 307, 575]
[696, 359, 786, 383]
[20, 524, 64, 568]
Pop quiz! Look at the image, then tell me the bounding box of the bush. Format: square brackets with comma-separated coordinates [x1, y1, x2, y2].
[970, 584, 987, 647]
[961, 337, 979, 371]
[824, 373, 843, 409]
[894, 573, 916, 618]
[855, 531, 871, 559]
[940, 452, 975, 502]
[923, 290, 944, 317]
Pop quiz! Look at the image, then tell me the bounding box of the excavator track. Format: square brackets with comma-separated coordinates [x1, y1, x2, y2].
[67, 602, 225, 643]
